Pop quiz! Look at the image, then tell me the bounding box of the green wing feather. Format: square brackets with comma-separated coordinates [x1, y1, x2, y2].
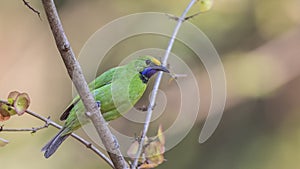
[61, 64, 147, 132]
[60, 67, 120, 121]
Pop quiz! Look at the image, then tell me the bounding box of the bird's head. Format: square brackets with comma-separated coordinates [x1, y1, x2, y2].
[135, 56, 169, 83]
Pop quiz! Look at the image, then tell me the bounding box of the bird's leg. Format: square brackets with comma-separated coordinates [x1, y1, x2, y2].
[136, 105, 147, 112]
[136, 103, 156, 112]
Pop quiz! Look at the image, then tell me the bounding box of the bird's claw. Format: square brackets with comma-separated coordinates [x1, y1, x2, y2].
[96, 101, 101, 108]
[136, 104, 156, 112]
[136, 105, 148, 112]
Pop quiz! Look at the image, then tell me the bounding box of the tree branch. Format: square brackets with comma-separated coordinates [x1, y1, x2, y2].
[0, 100, 114, 168]
[22, 0, 41, 20]
[0, 122, 49, 133]
[41, 0, 127, 168]
[130, 0, 199, 168]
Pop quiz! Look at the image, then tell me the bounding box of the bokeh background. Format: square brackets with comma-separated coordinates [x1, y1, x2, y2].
[1, 0, 300, 168]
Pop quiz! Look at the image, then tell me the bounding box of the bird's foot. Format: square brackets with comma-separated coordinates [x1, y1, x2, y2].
[136, 104, 156, 112]
[96, 101, 101, 108]
[136, 105, 148, 112]
[112, 135, 120, 150]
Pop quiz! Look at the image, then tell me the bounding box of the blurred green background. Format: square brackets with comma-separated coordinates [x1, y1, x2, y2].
[1, 0, 300, 168]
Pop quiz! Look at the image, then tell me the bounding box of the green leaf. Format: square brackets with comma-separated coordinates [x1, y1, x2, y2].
[0, 103, 17, 121]
[13, 93, 30, 115]
[7, 91, 20, 105]
[0, 105, 11, 121]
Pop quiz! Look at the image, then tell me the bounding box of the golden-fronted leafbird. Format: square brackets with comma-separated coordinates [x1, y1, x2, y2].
[42, 56, 169, 158]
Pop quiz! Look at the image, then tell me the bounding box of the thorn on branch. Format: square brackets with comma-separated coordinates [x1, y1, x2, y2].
[22, 0, 42, 20]
[30, 120, 50, 133]
[45, 116, 51, 127]
[62, 43, 70, 52]
[86, 143, 92, 149]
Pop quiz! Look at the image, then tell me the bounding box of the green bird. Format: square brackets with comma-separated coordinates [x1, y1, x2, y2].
[42, 56, 169, 158]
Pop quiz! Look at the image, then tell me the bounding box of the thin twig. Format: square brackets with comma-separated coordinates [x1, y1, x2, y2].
[22, 0, 41, 20]
[0, 100, 114, 168]
[130, 0, 198, 168]
[166, 12, 203, 22]
[0, 127, 46, 132]
[41, 1, 127, 168]
[184, 12, 202, 21]
[0, 122, 49, 133]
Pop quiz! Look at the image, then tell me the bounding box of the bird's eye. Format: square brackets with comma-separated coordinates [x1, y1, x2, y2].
[145, 59, 151, 65]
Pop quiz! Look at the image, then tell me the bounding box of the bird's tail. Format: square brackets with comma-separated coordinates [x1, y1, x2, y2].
[41, 127, 71, 158]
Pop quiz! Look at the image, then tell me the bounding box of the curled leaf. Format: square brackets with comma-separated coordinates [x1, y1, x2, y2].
[14, 93, 30, 115]
[0, 137, 9, 147]
[139, 163, 160, 169]
[0, 91, 30, 120]
[7, 91, 20, 105]
[128, 125, 166, 168]
[127, 137, 149, 164]
[127, 140, 140, 159]
[143, 141, 165, 168]
[0, 103, 17, 121]
[142, 126, 165, 168]
[157, 125, 165, 145]
[0, 104, 11, 121]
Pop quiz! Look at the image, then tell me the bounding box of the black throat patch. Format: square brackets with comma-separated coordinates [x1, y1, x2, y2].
[139, 72, 149, 83]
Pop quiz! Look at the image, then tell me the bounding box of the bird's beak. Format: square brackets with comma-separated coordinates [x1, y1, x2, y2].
[150, 65, 170, 73]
